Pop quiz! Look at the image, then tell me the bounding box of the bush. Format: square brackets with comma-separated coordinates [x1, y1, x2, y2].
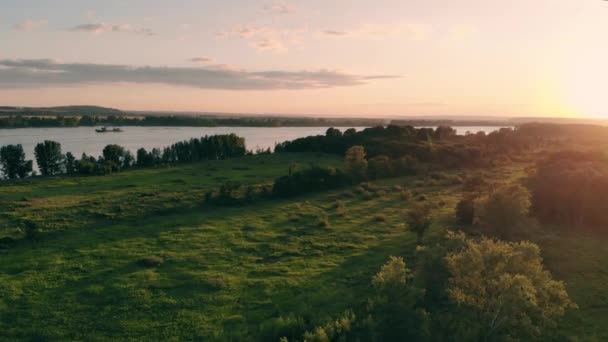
[317, 214, 331, 228]
[362, 191, 375, 201]
[400, 190, 412, 201]
[273, 166, 349, 197]
[406, 204, 432, 244]
[341, 190, 356, 198]
[23, 220, 40, 240]
[259, 315, 306, 342]
[455, 196, 476, 225]
[345, 145, 368, 181]
[430, 172, 446, 180]
[474, 184, 531, 239]
[374, 214, 387, 222]
[463, 174, 486, 191]
[368, 155, 393, 179]
[302, 311, 356, 342]
[138, 255, 164, 268]
[375, 189, 387, 198]
[333, 200, 347, 217]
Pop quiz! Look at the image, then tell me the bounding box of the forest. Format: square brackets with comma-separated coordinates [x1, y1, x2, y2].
[1, 123, 608, 340]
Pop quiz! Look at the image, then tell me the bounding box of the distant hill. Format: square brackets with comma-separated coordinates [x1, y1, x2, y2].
[0, 105, 124, 117]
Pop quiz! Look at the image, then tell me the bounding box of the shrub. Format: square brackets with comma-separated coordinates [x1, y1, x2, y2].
[463, 174, 486, 191]
[400, 190, 412, 201]
[138, 255, 164, 268]
[455, 196, 476, 225]
[406, 204, 432, 244]
[368, 155, 393, 179]
[474, 184, 531, 239]
[430, 172, 446, 180]
[375, 189, 387, 198]
[317, 214, 331, 228]
[273, 166, 348, 197]
[341, 190, 356, 198]
[392, 155, 419, 175]
[374, 214, 387, 222]
[362, 191, 375, 201]
[0, 236, 15, 248]
[333, 200, 347, 217]
[345, 145, 368, 182]
[23, 220, 40, 240]
[302, 311, 356, 342]
[259, 315, 306, 342]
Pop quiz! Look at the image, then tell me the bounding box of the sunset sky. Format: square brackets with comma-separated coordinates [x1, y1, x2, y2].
[1, 0, 607, 117]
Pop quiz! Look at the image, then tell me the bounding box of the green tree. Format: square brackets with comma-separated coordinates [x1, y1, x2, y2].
[344, 145, 367, 182]
[445, 237, 576, 341]
[102, 144, 127, 171]
[123, 150, 134, 169]
[34, 140, 65, 176]
[0, 144, 32, 179]
[75, 153, 96, 174]
[474, 184, 531, 239]
[368, 256, 430, 341]
[368, 155, 392, 179]
[136, 148, 152, 167]
[64, 152, 76, 174]
[406, 204, 433, 244]
[343, 128, 357, 136]
[325, 127, 342, 137]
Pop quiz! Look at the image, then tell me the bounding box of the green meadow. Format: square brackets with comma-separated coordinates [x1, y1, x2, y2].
[0, 153, 606, 340]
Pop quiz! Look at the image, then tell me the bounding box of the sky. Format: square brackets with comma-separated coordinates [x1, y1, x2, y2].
[1, 0, 607, 118]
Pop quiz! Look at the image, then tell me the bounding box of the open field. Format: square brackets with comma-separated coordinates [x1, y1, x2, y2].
[1, 153, 607, 340]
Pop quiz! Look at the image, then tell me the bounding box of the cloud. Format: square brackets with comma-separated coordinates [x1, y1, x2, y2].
[189, 57, 214, 63]
[70, 23, 155, 36]
[14, 19, 48, 32]
[217, 25, 302, 52]
[263, 1, 296, 14]
[320, 23, 427, 41]
[0, 59, 399, 90]
[322, 30, 348, 36]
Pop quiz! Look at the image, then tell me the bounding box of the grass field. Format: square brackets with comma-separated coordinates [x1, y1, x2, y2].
[0, 153, 606, 340]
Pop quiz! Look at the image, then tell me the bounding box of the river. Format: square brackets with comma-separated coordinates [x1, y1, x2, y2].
[0, 126, 507, 163]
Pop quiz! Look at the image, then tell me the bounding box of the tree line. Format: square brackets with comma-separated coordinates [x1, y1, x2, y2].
[0, 114, 384, 128]
[0, 134, 246, 179]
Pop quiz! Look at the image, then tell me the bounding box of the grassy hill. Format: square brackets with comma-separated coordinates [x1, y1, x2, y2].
[0, 153, 606, 340]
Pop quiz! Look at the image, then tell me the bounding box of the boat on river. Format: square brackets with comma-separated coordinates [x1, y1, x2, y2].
[95, 127, 123, 133]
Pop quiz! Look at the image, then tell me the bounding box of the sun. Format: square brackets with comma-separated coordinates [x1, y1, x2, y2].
[558, 53, 608, 118]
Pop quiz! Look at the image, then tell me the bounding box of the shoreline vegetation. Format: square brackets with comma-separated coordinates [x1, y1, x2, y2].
[2, 122, 608, 340]
[2, 105, 605, 129]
